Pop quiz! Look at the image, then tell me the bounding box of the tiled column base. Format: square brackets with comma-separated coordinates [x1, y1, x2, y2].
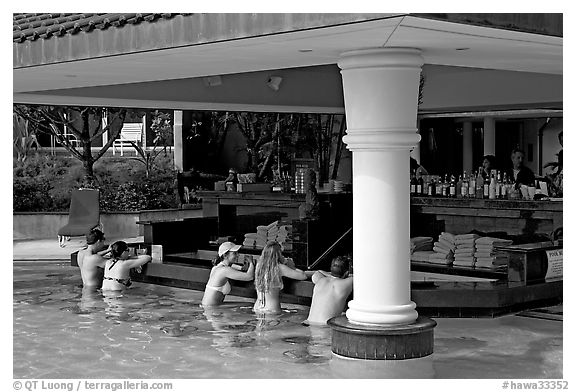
[328, 315, 437, 360]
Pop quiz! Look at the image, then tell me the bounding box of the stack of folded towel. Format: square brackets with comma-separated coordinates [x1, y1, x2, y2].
[410, 237, 434, 254]
[474, 237, 513, 270]
[411, 250, 435, 263]
[242, 232, 259, 248]
[430, 232, 456, 265]
[243, 221, 293, 250]
[452, 233, 480, 268]
[276, 225, 293, 251]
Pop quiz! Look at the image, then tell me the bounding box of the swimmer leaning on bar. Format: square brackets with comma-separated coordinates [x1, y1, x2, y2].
[101, 241, 151, 291]
[201, 242, 255, 307]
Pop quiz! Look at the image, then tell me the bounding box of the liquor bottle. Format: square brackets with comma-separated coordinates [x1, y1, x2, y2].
[427, 178, 435, 196]
[496, 171, 503, 199]
[410, 170, 417, 195]
[435, 176, 443, 197]
[483, 170, 490, 199]
[488, 172, 497, 199]
[449, 175, 456, 198]
[468, 171, 476, 198]
[416, 173, 423, 196]
[442, 174, 449, 197]
[460, 171, 468, 198]
[475, 168, 484, 199]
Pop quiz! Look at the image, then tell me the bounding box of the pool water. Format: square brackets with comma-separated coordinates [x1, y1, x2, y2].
[13, 263, 563, 379]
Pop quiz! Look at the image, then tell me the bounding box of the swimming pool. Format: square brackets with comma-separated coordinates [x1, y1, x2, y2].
[13, 263, 562, 379]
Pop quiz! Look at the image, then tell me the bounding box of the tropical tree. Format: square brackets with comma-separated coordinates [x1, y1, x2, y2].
[13, 112, 39, 162]
[128, 110, 174, 178]
[13, 105, 127, 186]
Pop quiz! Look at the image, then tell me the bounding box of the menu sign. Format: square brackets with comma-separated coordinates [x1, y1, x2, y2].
[545, 248, 563, 281]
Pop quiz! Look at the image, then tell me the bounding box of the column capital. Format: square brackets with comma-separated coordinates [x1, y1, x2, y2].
[343, 129, 421, 151]
[338, 47, 424, 71]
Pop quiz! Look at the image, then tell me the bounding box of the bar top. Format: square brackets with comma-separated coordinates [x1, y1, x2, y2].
[410, 196, 562, 211]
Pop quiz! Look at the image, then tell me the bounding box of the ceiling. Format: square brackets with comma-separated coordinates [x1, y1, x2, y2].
[14, 15, 562, 101]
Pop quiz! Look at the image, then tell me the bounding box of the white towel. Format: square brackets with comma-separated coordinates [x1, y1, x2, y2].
[454, 248, 475, 256]
[411, 251, 435, 262]
[438, 239, 456, 251]
[475, 237, 513, 246]
[430, 251, 454, 260]
[474, 251, 497, 258]
[433, 245, 452, 255]
[455, 233, 480, 240]
[440, 232, 456, 243]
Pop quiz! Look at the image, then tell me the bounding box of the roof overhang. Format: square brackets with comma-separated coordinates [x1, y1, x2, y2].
[13, 13, 563, 114]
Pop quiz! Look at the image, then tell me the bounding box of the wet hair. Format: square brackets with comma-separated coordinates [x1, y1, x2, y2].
[110, 241, 128, 259]
[254, 241, 284, 293]
[482, 155, 496, 168]
[330, 256, 349, 278]
[85, 229, 104, 245]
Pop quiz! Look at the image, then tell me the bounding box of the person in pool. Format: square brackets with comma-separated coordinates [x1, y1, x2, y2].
[253, 241, 309, 314]
[201, 242, 255, 307]
[303, 256, 353, 326]
[101, 241, 151, 291]
[77, 228, 109, 288]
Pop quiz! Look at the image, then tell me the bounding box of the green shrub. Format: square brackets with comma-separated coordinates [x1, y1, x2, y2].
[13, 153, 179, 212]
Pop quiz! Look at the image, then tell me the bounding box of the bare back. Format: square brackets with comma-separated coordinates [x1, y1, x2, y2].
[77, 249, 106, 288]
[305, 273, 353, 325]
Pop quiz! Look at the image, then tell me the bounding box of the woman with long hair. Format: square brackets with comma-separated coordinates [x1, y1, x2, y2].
[253, 241, 308, 314]
[201, 242, 255, 307]
[102, 241, 151, 291]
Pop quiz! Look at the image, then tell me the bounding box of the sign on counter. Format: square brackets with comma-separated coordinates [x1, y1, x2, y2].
[545, 248, 562, 281]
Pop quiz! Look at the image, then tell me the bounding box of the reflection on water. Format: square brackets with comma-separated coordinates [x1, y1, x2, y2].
[13, 263, 563, 379]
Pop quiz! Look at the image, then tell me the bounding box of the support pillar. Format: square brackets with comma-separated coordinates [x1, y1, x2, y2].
[173, 110, 184, 172]
[328, 48, 436, 360]
[462, 121, 473, 174]
[483, 117, 496, 155]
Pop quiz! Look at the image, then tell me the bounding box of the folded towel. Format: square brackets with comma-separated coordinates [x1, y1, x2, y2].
[244, 233, 258, 239]
[430, 251, 454, 260]
[412, 243, 433, 254]
[411, 236, 434, 245]
[475, 237, 513, 246]
[433, 245, 452, 255]
[453, 260, 475, 268]
[427, 258, 453, 266]
[475, 244, 499, 251]
[411, 251, 435, 262]
[474, 252, 497, 258]
[266, 221, 279, 229]
[476, 256, 508, 263]
[440, 232, 456, 243]
[455, 233, 480, 240]
[455, 238, 477, 246]
[454, 256, 476, 262]
[454, 249, 475, 256]
[438, 239, 456, 251]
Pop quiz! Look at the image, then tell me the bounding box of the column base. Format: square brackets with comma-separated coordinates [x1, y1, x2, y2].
[327, 315, 437, 360]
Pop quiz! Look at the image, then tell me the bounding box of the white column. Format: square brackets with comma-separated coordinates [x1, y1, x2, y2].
[410, 121, 421, 163]
[483, 117, 496, 155]
[339, 48, 423, 326]
[173, 110, 184, 172]
[462, 121, 473, 174]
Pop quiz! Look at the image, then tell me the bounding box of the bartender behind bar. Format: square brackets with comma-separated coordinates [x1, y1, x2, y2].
[506, 148, 535, 188]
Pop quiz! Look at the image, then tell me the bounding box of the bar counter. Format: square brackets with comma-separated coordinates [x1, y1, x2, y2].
[410, 196, 562, 237]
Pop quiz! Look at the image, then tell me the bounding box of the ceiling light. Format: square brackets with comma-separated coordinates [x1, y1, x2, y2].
[266, 76, 283, 92]
[203, 75, 222, 87]
[455, 48, 470, 51]
[298, 49, 313, 53]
